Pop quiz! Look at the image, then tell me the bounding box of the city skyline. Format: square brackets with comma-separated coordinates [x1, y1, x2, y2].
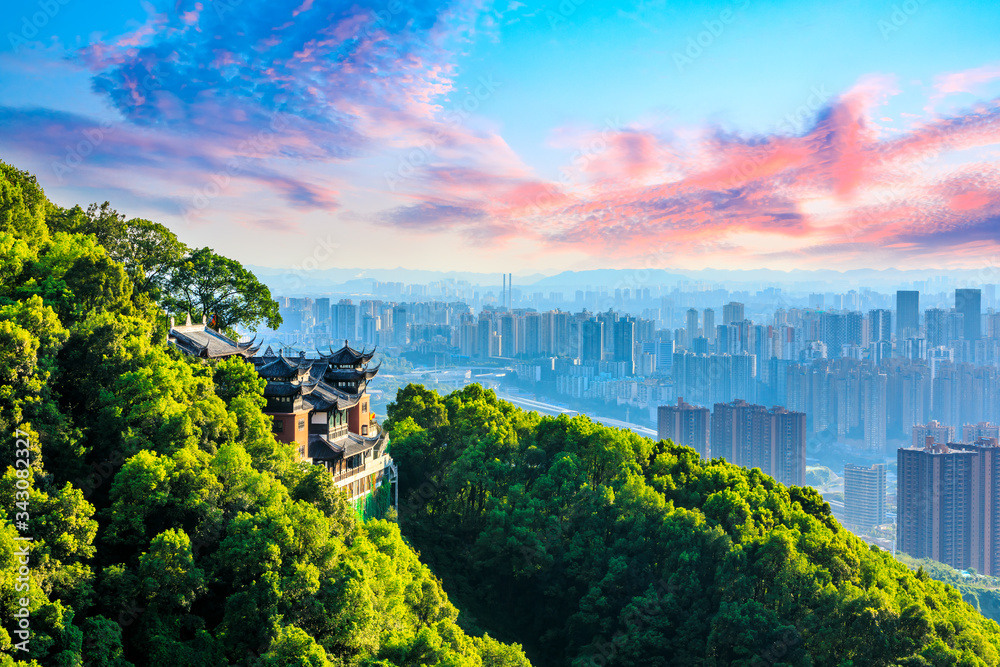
[266, 282, 1000, 445]
[2, 0, 1000, 273]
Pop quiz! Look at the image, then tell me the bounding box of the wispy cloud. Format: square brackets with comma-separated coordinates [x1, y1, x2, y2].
[3, 1, 1000, 271]
[377, 72, 1000, 268]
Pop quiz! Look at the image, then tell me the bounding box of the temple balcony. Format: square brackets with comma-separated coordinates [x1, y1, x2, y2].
[332, 450, 396, 497]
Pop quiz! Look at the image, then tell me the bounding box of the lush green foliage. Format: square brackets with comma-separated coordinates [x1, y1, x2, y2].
[162, 246, 282, 332]
[387, 383, 1000, 667]
[896, 554, 1000, 626]
[0, 162, 527, 666]
[6, 155, 1000, 667]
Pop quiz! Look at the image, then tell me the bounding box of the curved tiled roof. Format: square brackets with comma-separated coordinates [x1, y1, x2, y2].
[168, 325, 259, 359]
[323, 363, 381, 382]
[257, 352, 310, 380]
[323, 341, 376, 366]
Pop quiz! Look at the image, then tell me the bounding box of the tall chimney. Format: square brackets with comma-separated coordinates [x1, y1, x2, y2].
[502, 274, 506, 310]
[508, 272, 513, 309]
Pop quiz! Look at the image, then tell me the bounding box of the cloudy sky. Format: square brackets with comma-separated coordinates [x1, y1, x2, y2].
[2, 0, 1000, 274]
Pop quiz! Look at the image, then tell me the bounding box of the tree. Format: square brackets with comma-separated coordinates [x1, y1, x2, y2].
[138, 529, 205, 612]
[80, 616, 132, 667]
[65, 254, 133, 316]
[162, 247, 281, 332]
[0, 161, 48, 243]
[112, 218, 187, 297]
[258, 625, 332, 667]
[47, 206, 186, 299]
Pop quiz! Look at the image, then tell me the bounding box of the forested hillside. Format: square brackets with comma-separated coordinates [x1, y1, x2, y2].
[386, 384, 1000, 667]
[895, 554, 1000, 626]
[0, 161, 529, 666]
[6, 155, 1000, 667]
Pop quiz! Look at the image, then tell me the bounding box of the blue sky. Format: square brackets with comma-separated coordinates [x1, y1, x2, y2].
[2, 0, 1000, 273]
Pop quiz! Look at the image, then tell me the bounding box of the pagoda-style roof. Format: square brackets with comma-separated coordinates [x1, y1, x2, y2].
[256, 352, 311, 381]
[168, 322, 259, 359]
[323, 363, 382, 383]
[324, 341, 376, 367]
[308, 429, 387, 462]
[261, 369, 363, 411]
[308, 434, 344, 461]
[262, 381, 302, 398]
[303, 382, 361, 411]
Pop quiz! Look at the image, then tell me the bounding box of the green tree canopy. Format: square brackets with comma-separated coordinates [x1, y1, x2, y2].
[162, 246, 281, 332]
[387, 383, 1000, 667]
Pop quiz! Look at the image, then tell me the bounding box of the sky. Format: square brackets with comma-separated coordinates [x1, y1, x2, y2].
[2, 0, 1000, 275]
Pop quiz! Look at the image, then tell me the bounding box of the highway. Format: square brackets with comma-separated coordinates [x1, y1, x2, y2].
[393, 368, 660, 439]
[496, 391, 658, 438]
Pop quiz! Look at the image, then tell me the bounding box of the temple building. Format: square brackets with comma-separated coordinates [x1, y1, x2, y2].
[168, 315, 261, 358]
[168, 320, 397, 518]
[250, 342, 397, 515]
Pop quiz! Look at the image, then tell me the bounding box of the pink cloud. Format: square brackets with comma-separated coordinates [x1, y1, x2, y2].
[377, 73, 1000, 269]
[292, 0, 315, 17]
[935, 62, 1000, 97]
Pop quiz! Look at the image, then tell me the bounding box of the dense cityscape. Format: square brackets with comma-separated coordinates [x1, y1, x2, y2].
[257, 276, 1000, 570]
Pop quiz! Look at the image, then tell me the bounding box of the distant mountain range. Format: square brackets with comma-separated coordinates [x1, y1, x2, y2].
[248, 264, 995, 295]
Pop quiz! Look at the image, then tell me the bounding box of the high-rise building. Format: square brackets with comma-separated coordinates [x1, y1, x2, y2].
[897, 441, 976, 569]
[459, 321, 477, 357]
[897, 290, 920, 338]
[653, 338, 674, 375]
[361, 314, 377, 346]
[963, 438, 1000, 576]
[862, 370, 887, 452]
[897, 438, 1000, 574]
[715, 324, 734, 355]
[712, 399, 767, 468]
[500, 313, 517, 357]
[843, 463, 886, 531]
[820, 312, 846, 358]
[581, 318, 603, 362]
[926, 308, 948, 347]
[769, 406, 807, 487]
[912, 420, 955, 448]
[686, 308, 699, 348]
[692, 336, 710, 355]
[333, 300, 358, 342]
[963, 422, 1000, 443]
[845, 310, 865, 348]
[869, 309, 892, 342]
[710, 400, 805, 486]
[657, 398, 710, 458]
[703, 308, 716, 344]
[477, 313, 494, 359]
[956, 288, 982, 341]
[722, 302, 745, 326]
[522, 313, 541, 358]
[313, 298, 331, 334]
[392, 306, 408, 345]
[613, 317, 636, 375]
[730, 352, 757, 403]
